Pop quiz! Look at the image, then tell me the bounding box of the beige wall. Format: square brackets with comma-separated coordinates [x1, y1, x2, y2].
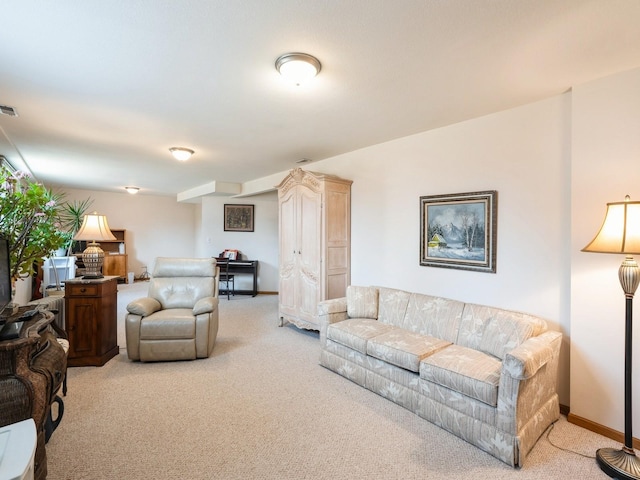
[571, 67, 640, 436]
[56, 188, 198, 277]
[308, 93, 572, 406]
[196, 192, 279, 292]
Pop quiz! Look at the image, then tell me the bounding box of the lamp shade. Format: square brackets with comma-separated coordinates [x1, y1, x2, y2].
[582, 197, 640, 254]
[73, 213, 117, 242]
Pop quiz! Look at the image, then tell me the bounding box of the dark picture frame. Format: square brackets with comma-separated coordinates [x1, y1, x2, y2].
[420, 191, 497, 273]
[224, 204, 254, 232]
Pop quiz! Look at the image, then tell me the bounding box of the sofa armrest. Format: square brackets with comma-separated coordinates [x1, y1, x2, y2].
[318, 297, 348, 346]
[126, 297, 161, 317]
[193, 296, 218, 315]
[318, 297, 348, 316]
[503, 331, 561, 380]
[497, 330, 563, 436]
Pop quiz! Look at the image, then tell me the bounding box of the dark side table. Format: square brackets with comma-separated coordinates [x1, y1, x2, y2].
[64, 276, 118, 367]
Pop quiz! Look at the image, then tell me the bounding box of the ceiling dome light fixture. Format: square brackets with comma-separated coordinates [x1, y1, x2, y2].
[275, 52, 321, 86]
[125, 186, 139, 194]
[169, 147, 195, 161]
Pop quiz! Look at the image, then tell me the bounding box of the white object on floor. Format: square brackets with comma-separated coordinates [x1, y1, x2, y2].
[0, 418, 36, 480]
[43, 256, 77, 291]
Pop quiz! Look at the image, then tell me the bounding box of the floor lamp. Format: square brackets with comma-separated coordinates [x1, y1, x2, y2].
[583, 195, 640, 480]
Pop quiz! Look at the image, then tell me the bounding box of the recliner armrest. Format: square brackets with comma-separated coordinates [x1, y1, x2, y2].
[193, 296, 218, 315]
[127, 297, 162, 317]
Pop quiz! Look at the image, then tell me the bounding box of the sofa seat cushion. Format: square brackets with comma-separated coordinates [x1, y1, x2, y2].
[140, 309, 196, 340]
[420, 344, 501, 406]
[326, 319, 395, 354]
[367, 330, 451, 372]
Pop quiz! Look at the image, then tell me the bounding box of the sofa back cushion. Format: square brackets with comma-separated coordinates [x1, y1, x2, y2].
[346, 286, 379, 319]
[400, 293, 464, 342]
[376, 287, 411, 325]
[457, 303, 548, 359]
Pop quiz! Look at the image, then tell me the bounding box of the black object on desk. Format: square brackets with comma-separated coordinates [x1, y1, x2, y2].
[0, 320, 23, 340]
[215, 259, 258, 296]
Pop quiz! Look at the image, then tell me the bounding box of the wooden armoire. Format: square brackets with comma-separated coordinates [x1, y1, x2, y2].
[276, 168, 352, 330]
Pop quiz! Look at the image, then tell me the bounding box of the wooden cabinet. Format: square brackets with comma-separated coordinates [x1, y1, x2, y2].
[101, 228, 128, 282]
[276, 168, 352, 330]
[100, 228, 126, 254]
[103, 254, 128, 282]
[64, 277, 118, 366]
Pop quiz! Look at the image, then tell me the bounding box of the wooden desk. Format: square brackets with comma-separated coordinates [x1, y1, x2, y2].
[215, 259, 258, 296]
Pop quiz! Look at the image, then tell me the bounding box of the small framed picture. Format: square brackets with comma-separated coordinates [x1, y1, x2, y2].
[222, 249, 238, 260]
[224, 204, 254, 232]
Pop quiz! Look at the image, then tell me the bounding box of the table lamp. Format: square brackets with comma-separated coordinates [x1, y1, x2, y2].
[582, 195, 640, 480]
[73, 212, 117, 279]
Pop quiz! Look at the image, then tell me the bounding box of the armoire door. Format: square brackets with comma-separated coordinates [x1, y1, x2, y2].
[278, 185, 298, 318]
[296, 185, 322, 324]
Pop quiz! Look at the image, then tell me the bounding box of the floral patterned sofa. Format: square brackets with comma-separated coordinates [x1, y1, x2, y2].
[318, 286, 562, 467]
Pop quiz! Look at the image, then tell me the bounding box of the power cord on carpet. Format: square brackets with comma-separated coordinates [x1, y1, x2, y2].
[544, 421, 596, 459]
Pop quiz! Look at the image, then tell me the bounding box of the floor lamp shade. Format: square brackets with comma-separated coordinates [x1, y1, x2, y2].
[582, 196, 640, 480]
[583, 199, 640, 255]
[73, 213, 117, 279]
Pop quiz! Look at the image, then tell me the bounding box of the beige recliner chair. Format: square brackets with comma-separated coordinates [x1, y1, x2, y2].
[125, 257, 219, 362]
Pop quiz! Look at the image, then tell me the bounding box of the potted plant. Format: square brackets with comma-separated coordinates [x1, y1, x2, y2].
[0, 167, 68, 306]
[43, 197, 93, 293]
[58, 197, 93, 255]
[0, 168, 68, 280]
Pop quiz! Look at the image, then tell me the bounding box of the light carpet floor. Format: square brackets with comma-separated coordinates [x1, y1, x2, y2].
[45, 282, 615, 479]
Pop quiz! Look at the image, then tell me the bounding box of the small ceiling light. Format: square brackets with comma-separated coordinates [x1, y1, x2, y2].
[169, 147, 194, 161]
[125, 186, 139, 194]
[275, 53, 321, 86]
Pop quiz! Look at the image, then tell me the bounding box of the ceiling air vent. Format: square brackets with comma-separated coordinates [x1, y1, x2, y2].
[0, 105, 18, 117]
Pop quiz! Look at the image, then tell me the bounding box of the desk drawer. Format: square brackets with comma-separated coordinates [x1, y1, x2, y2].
[66, 284, 99, 297]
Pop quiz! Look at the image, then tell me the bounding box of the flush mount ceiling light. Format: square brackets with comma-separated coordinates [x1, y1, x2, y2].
[275, 53, 321, 86]
[169, 147, 194, 161]
[125, 186, 139, 194]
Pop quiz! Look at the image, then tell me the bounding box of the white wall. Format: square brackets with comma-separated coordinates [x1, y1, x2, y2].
[571, 67, 640, 436]
[307, 94, 572, 405]
[197, 191, 279, 292]
[57, 188, 197, 276]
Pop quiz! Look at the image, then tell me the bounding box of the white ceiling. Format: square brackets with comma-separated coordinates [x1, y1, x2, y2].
[1, 0, 640, 198]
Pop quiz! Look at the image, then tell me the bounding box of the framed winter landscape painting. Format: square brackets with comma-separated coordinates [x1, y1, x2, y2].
[420, 191, 497, 273]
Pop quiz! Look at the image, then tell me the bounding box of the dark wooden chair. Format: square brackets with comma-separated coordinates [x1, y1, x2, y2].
[217, 258, 235, 300]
